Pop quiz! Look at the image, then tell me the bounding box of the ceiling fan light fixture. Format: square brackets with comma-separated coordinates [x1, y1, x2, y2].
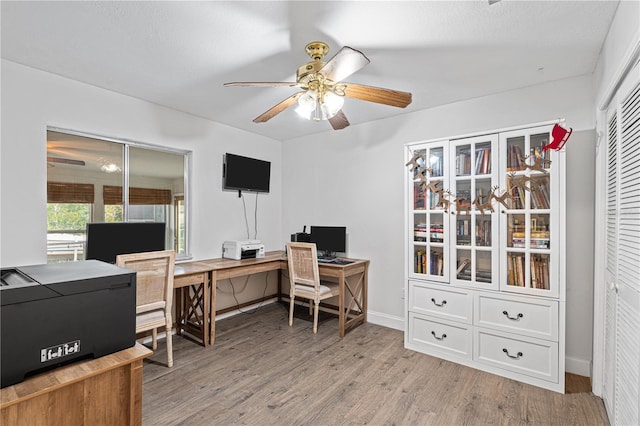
[295, 90, 344, 121]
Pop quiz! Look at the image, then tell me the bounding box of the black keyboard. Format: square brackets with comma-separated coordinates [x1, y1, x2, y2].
[317, 258, 353, 265]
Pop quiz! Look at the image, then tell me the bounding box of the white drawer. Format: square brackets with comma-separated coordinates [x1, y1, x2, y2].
[409, 281, 472, 324]
[408, 312, 472, 359]
[474, 329, 558, 382]
[475, 294, 558, 341]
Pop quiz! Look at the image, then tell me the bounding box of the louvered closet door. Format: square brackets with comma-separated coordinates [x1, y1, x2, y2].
[603, 59, 640, 426]
[603, 110, 618, 418]
[615, 66, 640, 426]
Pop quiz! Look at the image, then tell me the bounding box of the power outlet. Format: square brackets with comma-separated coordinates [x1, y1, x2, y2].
[400, 287, 405, 300]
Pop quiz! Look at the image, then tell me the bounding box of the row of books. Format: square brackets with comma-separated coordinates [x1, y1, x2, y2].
[413, 182, 445, 210]
[507, 253, 550, 289]
[475, 147, 491, 175]
[415, 250, 444, 276]
[530, 178, 551, 209]
[457, 269, 492, 283]
[455, 149, 472, 175]
[507, 143, 551, 172]
[414, 223, 444, 243]
[455, 218, 492, 246]
[455, 146, 492, 176]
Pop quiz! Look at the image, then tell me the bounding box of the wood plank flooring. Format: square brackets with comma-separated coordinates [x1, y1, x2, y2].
[142, 303, 609, 425]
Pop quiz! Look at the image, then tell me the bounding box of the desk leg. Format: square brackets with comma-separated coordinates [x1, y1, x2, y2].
[203, 276, 210, 348]
[339, 270, 346, 338]
[363, 267, 368, 324]
[209, 271, 217, 346]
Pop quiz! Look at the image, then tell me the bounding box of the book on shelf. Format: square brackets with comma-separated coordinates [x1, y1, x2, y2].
[456, 148, 472, 175]
[475, 219, 492, 246]
[413, 184, 425, 209]
[507, 145, 526, 171]
[530, 178, 550, 209]
[474, 147, 491, 175]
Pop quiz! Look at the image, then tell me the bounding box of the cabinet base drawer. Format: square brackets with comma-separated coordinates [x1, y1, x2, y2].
[409, 281, 472, 323]
[476, 294, 558, 340]
[474, 329, 558, 382]
[408, 313, 472, 359]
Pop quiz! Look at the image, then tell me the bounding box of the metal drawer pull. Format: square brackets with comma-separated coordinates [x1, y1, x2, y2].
[502, 310, 523, 321]
[431, 331, 447, 340]
[502, 348, 523, 359]
[431, 298, 447, 307]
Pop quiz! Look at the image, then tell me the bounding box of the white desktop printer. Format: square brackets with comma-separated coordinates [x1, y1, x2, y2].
[222, 240, 265, 260]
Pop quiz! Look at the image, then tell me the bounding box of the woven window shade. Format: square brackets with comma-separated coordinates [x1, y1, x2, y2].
[103, 185, 172, 205]
[47, 181, 95, 203]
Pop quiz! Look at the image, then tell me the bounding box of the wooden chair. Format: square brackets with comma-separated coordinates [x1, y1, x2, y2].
[116, 250, 176, 367]
[286, 242, 340, 334]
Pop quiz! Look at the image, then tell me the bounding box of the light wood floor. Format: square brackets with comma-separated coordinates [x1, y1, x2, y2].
[142, 303, 609, 425]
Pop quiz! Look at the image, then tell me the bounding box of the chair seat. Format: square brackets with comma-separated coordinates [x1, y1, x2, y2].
[294, 281, 339, 298]
[136, 309, 166, 333]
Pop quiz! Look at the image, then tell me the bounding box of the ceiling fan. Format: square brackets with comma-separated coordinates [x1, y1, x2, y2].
[224, 42, 412, 130]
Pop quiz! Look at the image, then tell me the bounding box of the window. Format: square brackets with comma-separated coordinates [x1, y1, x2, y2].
[46, 129, 190, 262]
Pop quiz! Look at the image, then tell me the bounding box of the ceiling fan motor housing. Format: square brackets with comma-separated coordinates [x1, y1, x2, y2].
[296, 61, 325, 86]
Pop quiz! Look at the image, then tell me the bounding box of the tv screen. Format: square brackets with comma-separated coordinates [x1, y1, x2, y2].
[223, 153, 271, 193]
[85, 222, 166, 263]
[310, 226, 347, 255]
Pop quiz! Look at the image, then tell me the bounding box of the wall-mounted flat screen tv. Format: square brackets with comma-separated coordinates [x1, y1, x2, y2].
[85, 222, 166, 263]
[223, 153, 271, 193]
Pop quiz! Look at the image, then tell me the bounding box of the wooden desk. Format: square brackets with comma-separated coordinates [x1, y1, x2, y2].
[1, 343, 152, 426]
[173, 261, 213, 347]
[175, 251, 369, 345]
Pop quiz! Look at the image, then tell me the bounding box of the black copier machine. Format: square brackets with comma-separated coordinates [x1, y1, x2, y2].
[0, 260, 136, 388]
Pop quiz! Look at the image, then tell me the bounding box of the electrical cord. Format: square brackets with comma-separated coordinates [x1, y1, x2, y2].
[217, 271, 271, 314]
[241, 192, 259, 240]
[241, 193, 250, 239]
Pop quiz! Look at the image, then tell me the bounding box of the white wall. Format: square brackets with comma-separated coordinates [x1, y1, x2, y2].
[0, 59, 283, 309]
[282, 74, 597, 374]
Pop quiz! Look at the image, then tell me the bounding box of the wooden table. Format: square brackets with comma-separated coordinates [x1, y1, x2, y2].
[1, 343, 152, 426]
[174, 251, 369, 346]
[173, 261, 214, 346]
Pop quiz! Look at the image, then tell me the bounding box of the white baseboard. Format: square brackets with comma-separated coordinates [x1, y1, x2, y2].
[367, 310, 404, 331]
[565, 356, 592, 377]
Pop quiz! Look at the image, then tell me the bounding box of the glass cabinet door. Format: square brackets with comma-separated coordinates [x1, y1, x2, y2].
[500, 125, 560, 297]
[407, 142, 449, 282]
[449, 135, 499, 290]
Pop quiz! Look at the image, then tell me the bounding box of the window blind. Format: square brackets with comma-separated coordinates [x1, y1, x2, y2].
[47, 181, 95, 203]
[103, 185, 172, 205]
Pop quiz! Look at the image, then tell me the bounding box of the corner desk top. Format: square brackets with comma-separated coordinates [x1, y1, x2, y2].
[175, 251, 369, 278]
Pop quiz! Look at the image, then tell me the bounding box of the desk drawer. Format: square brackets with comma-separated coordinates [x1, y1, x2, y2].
[408, 313, 472, 359]
[409, 281, 472, 324]
[474, 329, 558, 382]
[475, 294, 558, 340]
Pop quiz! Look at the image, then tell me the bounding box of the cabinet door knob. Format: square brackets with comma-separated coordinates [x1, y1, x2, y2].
[502, 310, 523, 321]
[431, 298, 447, 307]
[431, 331, 447, 340]
[502, 348, 523, 359]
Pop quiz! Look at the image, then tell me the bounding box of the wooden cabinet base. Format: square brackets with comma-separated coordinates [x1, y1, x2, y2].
[1, 343, 152, 426]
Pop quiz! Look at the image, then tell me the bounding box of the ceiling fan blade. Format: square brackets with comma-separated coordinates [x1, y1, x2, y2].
[319, 46, 370, 83]
[328, 110, 350, 130]
[343, 83, 412, 108]
[47, 156, 86, 166]
[253, 92, 304, 123]
[224, 82, 300, 87]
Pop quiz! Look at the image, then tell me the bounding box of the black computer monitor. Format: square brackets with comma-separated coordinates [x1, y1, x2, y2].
[310, 226, 346, 257]
[85, 222, 166, 263]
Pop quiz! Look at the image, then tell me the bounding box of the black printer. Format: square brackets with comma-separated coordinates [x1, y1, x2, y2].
[0, 260, 136, 388]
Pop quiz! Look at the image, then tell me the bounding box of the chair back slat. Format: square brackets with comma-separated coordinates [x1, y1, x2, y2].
[116, 250, 175, 312]
[287, 242, 320, 291]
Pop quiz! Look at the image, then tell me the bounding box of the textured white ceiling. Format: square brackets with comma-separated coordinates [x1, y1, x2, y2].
[1, 1, 619, 141]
